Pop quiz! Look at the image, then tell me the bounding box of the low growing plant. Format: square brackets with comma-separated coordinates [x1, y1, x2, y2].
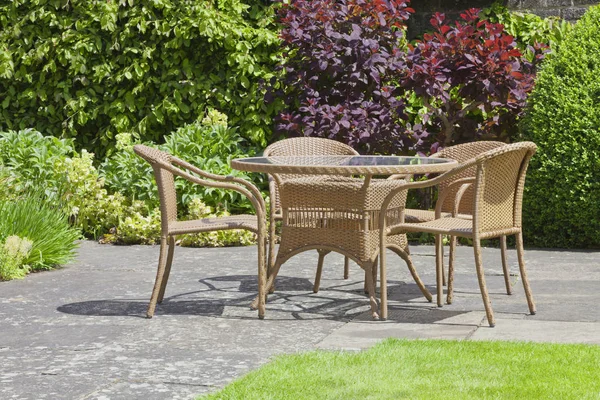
[0, 129, 75, 200]
[0, 235, 33, 281]
[116, 198, 256, 246]
[0, 195, 80, 272]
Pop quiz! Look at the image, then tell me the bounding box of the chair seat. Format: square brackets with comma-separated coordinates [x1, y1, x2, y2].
[168, 215, 259, 235]
[404, 208, 472, 223]
[390, 217, 475, 238]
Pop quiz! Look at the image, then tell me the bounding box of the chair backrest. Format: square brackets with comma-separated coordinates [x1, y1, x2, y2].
[133, 145, 178, 233]
[435, 141, 506, 215]
[264, 137, 359, 157]
[264, 137, 359, 212]
[471, 142, 537, 235]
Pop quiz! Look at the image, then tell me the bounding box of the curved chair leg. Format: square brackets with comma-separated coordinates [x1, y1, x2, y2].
[393, 247, 433, 303]
[363, 262, 380, 320]
[313, 249, 330, 293]
[380, 244, 388, 320]
[440, 237, 447, 287]
[256, 227, 267, 319]
[267, 217, 277, 294]
[500, 235, 512, 295]
[516, 232, 536, 315]
[372, 258, 378, 292]
[362, 260, 378, 294]
[435, 234, 444, 307]
[447, 236, 457, 304]
[473, 239, 495, 327]
[343, 256, 350, 279]
[251, 254, 284, 311]
[157, 236, 176, 303]
[147, 236, 169, 318]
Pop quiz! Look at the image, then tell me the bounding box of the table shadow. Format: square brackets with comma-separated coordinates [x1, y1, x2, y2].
[57, 274, 457, 323]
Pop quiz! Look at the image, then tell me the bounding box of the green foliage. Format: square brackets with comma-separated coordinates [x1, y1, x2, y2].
[116, 198, 256, 246]
[0, 129, 75, 199]
[0, 129, 129, 237]
[55, 149, 143, 238]
[0, 195, 80, 274]
[0, 0, 281, 156]
[0, 122, 262, 246]
[0, 166, 19, 201]
[102, 110, 265, 214]
[0, 235, 33, 280]
[519, 5, 600, 248]
[481, 4, 573, 55]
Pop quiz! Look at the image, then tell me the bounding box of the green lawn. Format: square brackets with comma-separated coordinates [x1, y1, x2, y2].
[201, 339, 600, 400]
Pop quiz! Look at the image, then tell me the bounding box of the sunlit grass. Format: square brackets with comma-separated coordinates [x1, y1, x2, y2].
[202, 339, 600, 399]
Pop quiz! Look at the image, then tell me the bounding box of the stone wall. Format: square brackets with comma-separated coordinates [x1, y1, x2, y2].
[407, 0, 600, 38]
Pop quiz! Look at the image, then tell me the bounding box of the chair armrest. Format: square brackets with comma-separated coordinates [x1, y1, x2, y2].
[156, 158, 266, 217]
[387, 174, 412, 181]
[378, 159, 478, 233]
[434, 178, 475, 218]
[452, 182, 473, 216]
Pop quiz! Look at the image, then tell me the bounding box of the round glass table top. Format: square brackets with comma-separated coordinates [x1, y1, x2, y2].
[231, 155, 457, 175]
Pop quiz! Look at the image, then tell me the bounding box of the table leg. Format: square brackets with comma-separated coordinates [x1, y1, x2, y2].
[363, 261, 380, 320]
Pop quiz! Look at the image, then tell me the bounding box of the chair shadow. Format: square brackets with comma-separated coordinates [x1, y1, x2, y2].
[57, 274, 463, 324]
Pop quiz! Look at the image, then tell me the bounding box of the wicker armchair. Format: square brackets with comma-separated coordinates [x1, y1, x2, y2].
[379, 142, 538, 327]
[263, 137, 359, 288]
[133, 145, 267, 319]
[404, 141, 511, 294]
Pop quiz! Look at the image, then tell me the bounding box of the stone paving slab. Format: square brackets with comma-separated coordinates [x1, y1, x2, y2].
[1, 241, 599, 399]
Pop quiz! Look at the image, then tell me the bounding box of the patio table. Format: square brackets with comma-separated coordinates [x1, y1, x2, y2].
[231, 155, 457, 319]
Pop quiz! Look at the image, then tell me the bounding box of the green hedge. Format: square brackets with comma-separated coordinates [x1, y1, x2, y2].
[0, 0, 281, 156]
[519, 5, 600, 248]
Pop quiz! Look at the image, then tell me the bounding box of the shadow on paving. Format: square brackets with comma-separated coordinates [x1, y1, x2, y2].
[56, 274, 453, 323]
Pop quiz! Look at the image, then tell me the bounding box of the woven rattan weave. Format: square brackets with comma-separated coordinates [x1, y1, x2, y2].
[133, 145, 268, 319]
[232, 153, 457, 319]
[263, 138, 359, 284]
[378, 142, 538, 327]
[405, 141, 512, 293]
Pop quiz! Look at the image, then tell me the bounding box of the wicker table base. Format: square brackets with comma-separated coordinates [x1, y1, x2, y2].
[257, 176, 432, 319]
[232, 154, 457, 319]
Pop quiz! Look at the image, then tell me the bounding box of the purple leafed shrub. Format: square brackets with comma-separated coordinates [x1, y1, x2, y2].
[402, 9, 546, 154]
[269, 4, 545, 155]
[270, 0, 414, 154]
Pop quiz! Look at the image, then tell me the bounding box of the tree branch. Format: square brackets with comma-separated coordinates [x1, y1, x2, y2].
[423, 97, 454, 143]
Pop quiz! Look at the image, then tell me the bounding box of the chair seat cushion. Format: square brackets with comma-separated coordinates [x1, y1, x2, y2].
[168, 215, 259, 235]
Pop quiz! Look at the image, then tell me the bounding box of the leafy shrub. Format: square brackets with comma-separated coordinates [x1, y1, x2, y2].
[0, 0, 280, 156]
[519, 5, 600, 248]
[0, 114, 263, 245]
[0, 129, 75, 199]
[0, 129, 131, 237]
[270, 0, 414, 154]
[116, 198, 256, 246]
[481, 3, 573, 54]
[401, 9, 545, 154]
[0, 195, 80, 273]
[0, 166, 18, 201]
[54, 149, 142, 238]
[0, 235, 33, 281]
[102, 109, 265, 214]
